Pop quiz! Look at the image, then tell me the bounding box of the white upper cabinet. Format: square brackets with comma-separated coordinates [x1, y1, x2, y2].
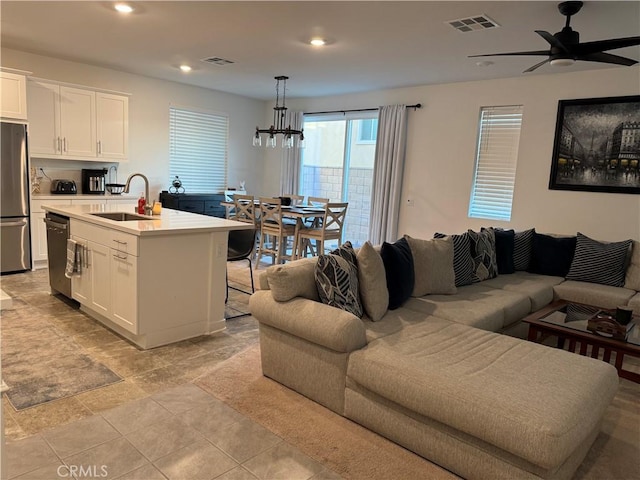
[27, 78, 129, 162]
[0, 70, 28, 121]
[96, 92, 128, 160]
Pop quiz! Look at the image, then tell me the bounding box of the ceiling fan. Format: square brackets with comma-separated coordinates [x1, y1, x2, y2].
[469, 1, 640, 73]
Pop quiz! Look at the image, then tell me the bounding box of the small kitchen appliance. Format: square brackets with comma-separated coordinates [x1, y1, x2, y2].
[82, 168, 107, 194]
[50, 179, 77, 194]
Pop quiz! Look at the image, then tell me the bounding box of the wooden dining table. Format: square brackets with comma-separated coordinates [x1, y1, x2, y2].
[220, 200, 326, 260]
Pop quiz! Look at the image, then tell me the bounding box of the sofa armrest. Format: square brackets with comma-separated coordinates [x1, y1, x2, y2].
[249, 290, 367, 353]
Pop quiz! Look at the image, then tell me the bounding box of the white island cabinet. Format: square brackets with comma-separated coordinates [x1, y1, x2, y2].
[42, 203, 252, 349]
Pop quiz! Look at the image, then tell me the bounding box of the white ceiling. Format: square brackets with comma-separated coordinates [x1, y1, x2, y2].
[1, 1, 639, 100]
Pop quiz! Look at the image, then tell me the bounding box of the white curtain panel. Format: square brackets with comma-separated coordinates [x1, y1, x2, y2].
[280, 110, 304, 195]
[369, 104, 408, 244]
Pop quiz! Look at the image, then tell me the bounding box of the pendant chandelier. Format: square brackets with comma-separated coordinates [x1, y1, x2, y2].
[253, 76, 305, 149]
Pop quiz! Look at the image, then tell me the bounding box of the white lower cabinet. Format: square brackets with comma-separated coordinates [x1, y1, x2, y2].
[71, 219, 138, 334]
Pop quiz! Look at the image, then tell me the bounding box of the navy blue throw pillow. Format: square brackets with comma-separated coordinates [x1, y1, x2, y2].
[494, 229, 515, 274]
[528, 233, 577, 277]
[380, 237, 415, 310]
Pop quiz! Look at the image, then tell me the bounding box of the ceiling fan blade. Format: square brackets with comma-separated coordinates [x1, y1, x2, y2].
[535, 30, 569, 53]
[468, 50, 549, 58]
[523, 58, 551, 73]
[577, 52, 638, 66]
[574, 36, 640, 55]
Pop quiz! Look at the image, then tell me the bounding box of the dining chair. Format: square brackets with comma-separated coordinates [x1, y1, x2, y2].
[283, 194, 304, 206]
[296, 202, 349, 258]
[233, 194, 257, 225]
[256, 197, 297, 265]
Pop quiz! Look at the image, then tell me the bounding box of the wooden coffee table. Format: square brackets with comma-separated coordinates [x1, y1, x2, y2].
[524, 300, 640, 383]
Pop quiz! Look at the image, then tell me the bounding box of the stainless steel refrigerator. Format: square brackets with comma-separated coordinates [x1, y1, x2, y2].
[1, 122, 32, 273]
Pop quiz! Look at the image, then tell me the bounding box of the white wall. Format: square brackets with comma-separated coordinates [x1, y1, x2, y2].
[281, 67, 640, 241]
[1, 48, 266, 200]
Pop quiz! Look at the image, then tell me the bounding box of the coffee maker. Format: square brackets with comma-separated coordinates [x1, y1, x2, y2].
[81, 168, 107, 194]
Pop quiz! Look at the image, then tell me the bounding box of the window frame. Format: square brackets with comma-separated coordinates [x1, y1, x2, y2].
[468, 105, 524, 222]
[169, 105, 229, 194]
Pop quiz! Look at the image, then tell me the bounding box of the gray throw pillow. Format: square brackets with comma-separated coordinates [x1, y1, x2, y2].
[356, 241, 389, 321]
[315, 253, 363, 318]
[625, 240, 640, 291]
[566, 232, 632, 287]
[404, 235, 456, 296]
[266, 257, 320, 302]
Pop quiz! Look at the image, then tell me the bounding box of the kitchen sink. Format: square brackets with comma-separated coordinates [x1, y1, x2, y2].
[90, 212, 154, 221]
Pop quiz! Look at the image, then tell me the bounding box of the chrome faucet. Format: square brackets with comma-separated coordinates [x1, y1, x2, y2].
[123, 173, 153, 215]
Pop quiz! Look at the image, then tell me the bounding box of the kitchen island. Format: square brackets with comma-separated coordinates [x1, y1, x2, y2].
[41, 203, 253, 349]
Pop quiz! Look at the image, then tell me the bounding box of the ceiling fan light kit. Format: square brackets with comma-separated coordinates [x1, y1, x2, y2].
[469, 1, 640, 73]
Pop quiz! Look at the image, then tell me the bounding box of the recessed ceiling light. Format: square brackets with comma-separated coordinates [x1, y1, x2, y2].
[310, 38, 326, 47]
[179, 65, 192, 72]
[114, 3, 134, 13]
[475, 60, 494, 67]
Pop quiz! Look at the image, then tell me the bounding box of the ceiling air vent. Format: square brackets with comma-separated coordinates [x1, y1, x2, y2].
[201, 57, 235, 66]
[447, 15, 500, 33]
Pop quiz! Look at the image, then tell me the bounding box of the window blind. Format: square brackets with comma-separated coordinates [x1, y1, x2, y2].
[169, 107, 228, 193]
[468, 105, 524, 221]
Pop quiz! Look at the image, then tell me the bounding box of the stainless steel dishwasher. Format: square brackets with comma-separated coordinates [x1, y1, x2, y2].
[44, 212, 72, 298]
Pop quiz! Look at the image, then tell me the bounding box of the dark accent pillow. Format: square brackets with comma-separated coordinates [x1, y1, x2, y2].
[434, 232, 474, 286]
[315, 253, 363, 318]
[469, 229, 498, 282]
[380, 237, 415, 310]
[528, 233, 577, 277]
[513, 228, 535, 271]
[493, 229, 515, 274]
[566, 233, 632, 287]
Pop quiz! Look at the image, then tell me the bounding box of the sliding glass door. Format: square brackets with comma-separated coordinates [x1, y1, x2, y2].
[299, 113, 378, 248]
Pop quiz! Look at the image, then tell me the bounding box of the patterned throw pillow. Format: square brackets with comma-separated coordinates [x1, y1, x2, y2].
[434, 232, 474, 287]
[315, 251, 363, 318]
[330, 241, 358, 269]
[566, 233, 632, 287]
[469, 229, 498, 282]
[513, 228, 535, 271]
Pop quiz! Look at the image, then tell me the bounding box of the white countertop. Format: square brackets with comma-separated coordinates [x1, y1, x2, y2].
[32, 194, 137, 200]
[41, 203, 253, 236]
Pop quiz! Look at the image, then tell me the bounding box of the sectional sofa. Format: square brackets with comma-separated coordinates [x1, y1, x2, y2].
[249, 229, 640, 480]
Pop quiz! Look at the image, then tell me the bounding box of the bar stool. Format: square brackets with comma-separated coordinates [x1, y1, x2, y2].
[297, 202, 349, 258]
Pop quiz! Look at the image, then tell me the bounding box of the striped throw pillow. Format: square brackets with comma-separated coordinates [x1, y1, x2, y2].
[513, 228, 535, 271]
[434, 232, 474, 287]
[566, 233, 632, 287]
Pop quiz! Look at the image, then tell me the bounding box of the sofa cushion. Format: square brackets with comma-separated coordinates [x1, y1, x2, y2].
[361, 307, 438, 342]
[380, 238, 415, 310]
[434, 232, 474, 287]
[347, 319, 618, 470]
[513, 228, 535, 271]
[468, 228, 498, 282]
[566, 233, 632, 287]
[553, 280, 636, 309]
[356, 241, 388, 321]
[404, 235, 456, 297]
[403, 283, 530, 331]
[482, 271, 563, 312]
[625, 240, 640, 291]
[528, 232, 576, 277]
[315, 253, 363, 318]
[493, 228, 515, 274]
[266, 257, 319, 302]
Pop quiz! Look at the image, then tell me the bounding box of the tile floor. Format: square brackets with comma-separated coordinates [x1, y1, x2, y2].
[2, 267, 341, 480]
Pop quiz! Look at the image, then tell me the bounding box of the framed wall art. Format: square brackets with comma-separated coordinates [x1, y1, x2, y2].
[549, 95, 640, 194]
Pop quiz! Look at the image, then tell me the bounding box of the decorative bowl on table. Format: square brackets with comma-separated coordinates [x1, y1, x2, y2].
[106, 183, 126, 195]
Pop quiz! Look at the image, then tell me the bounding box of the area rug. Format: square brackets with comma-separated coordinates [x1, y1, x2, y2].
[1, 311, 122, 410]
[194, 344, 456, 480]
[195, 344, 640, 480]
